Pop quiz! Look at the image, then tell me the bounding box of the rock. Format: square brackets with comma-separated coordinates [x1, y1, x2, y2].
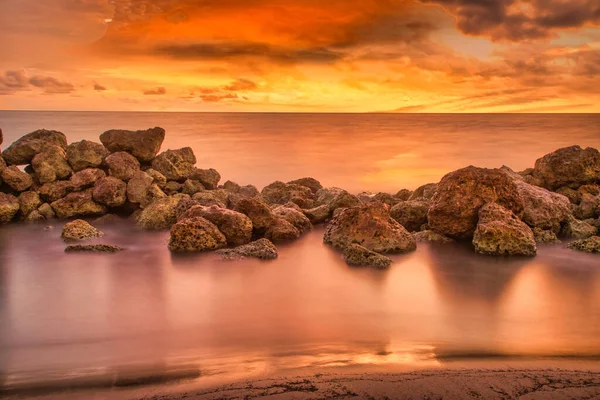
[189, 168, 221, 190]
[61, 219, 104, 242]
[38, 180, 72, 203]
[145, 168, 167, 186]
[168, 217, 227, 252]
[100, 127, 165, 163]
[66, 140, 110, 172]
[51, 190, 108, 219]
[409, 183, 437, 200]
[104, 152, 140, 182]
[472, 203, 536, 256]
[151, 147, 196, 181]
[182, 179, 205, 195]
[192, 191, 228, 208]
[0, 128, 2, 146]
[232, 197, 275, 235]
[261, 181, 314, 206]
[514, 180, 571, 233]
[574, 193, 600, 220]
[70, 168, 106, 191]
[163, 181, 183, 195]
[1, 166, 33, 192]
[93, 214, 123, 225]
[2, 129, 67, 165]
[373, 192, 397, 206]
[428, 166, 524, 239]
[222, 180, 241, 192]
[174, 198, 200, 219]
[567, 236, 600, 253]
[180, 205, 253, 246]
[561, 215, 597, 239]
[303, 204, 331, 225]
[324, 202, 416, 254]
[287, 177, 323, 194]
[556, 186, 580, 204]
[216, 238, 278, 260]
[18, 191, 42, 217]
[24, 210, 45, 223]
[0, 154, 6, 171]
[0, 193, 20, 223]
[533, 145, 600, 190]
[126, 171, 154, 204]
[412, 230, 454, 243]
[395, 189, 413, 201]
[273, 206, 312, 234]
[532, 228, 561, 244]
[585, 218, 600, 229]
[92, 177, 127, 207]
[31, 146, 72, 183]
[38, 203, 55, 220]
[316, 187, 361, 212]
[65, 244, 124, 253]
[136, 196, 179, 230]
[265, 218, 301, 243]
[343, 244, 392, 269]
[390, 199, 429, 232]
[141, 184, 167, 208]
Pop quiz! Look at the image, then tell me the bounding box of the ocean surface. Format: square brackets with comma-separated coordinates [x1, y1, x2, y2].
[0, 112, 599, 396]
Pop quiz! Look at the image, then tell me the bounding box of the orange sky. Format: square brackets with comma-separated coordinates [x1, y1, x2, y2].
[1, 0, 599, 112]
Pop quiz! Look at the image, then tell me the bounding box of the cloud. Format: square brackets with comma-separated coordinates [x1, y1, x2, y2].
[223, 78, 258, 91]
[143, 87, 167, 95]
[1, 70, 75, 95]
[0, 70, 30, 94]
[93, 82, 107, 91]
[29, 75, 76, 94]
[199, 93, 239, 103]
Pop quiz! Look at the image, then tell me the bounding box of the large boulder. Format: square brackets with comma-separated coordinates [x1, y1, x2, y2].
[390, 199, 429, 232]
[151, 147, 196, 181]
[428, 167, 524, 239]
[324, 202, 416, 254]
[343, 244, 392, 269]
[567, 236, 600, 253]
[179, 205, 253, 246]
[472, 203, 536, 256]
[261, 181, 314, 206]
[31, 146, 72, 183]
[92, 177, 127, 207]
[1, 166, 33, 192]
[38, 180, 72, 202]
[2, 129, 67, 165]
[61, 219, 104, 242]
[136, 196, 179, 230]
[18, 191, 42, 217]
[168, 217, 227, 253]
[573, 187, 600, 220]
[514, 180, 571, 233]
[70, 168, 106, 191]
[100, 127, 165, 163]
[104, 152, 140, 182]
[216, 238, 278, 260]
[51, 190, 108, 219]
[409, 183, 437, 200]
[533, 146, 600, 190]
[232, 197, 275, 235]
[66, 140, 110, 171]
[126, 171, 154, 204]
[265, 218, 301, 243]
[273, 206, 312, 234]
[189, 168, 221, 190]
[0, 193, 20, 223]
[316, 187, 361, 212]
[287, 177, 322, 194]
[561, 215, 598, 239]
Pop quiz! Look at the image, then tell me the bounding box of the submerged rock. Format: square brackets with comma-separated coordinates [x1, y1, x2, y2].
[66, 140, 110, 172]
[2, 129, 67, 165]
[343, 244, 392, 269]
[100, 127, 165, 163]
[151, 147, 196, 181]
[1, 166, 33, 192]
[567, 236, 600, 253]
[561, 215, 598, 239]
[533, 145, 600, 190]
[180, 205, 253, 246]
[0, 193, 20, 223]
[390, 199, 429, 232]
[104, 152, 140, 182]
[31, 146, 72, 183]
[168, 216, 227, 252]
[61, 219, 104, 242]
[472, 203, 536, 256]
[51, 190, 108, 219]
[136, 196, 180, 230]
[65, 244, 124, 253]
[412, 230, 454, 243]
[216, 238, 278, 260]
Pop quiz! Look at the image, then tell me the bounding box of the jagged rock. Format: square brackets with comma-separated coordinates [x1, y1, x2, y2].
[316, 187, 361, 212]
[61, 219, 104, 242]
[190, 168, 220, 190]
[24, 210, 45, 223]
[51, 190, 108, 219]
[151, 147, 196, 181]
[232, 197, 275, 235]
[192, 191, 228, 208]
[261, 181, 314, 206]
[428, 166, 524, 239]
[0, 193, 20, 223]
[287, 177, 322, 194]
[136, 196, 179, 230]
[222, 180, 241, 192]
[0, 154, 6, 171]
[343, 244, 392, 269]
[561, 215, 598, 239]
[168, 217, 227, 252]
[126, 171, 154, 204]
[574, 193, 600, 220]
[70, 168, 106, 191]
[145, 168, 167, 186]
[180, 205, 253, 246]
[104, 152, 140, 182]
[533, 145, 600, 190]
[280, 201, 302, 211]
[1, 166, 33, 192]
[141, 184, 167, 208]
[182, 179, 205, 195]
[174, 198, 200, 219]
[216, 238, 278, 260]
[38, 180, 72, 203]
[66, 140, 110, 172]
[65, 244, 124, 253]
[18, 191, 41, 217]
[31, 146, 72, 183]
[303, 204, 331, 225]
[472, 203, 536, 256]
[514, 180, 571, 233]
[38, 203, 55, 220]
[2, 129, 67, 165]
[92, 177, 127, 207]
[163, 181, 183, 195]
[273, 206, 312, 234]
[265, 218, 301, 243]
[585, 218, 600, 229]
[395, 189, 413, 201]
[532, 228, 561, 244]
[324, 202, 416, 254]
[409, 183, 437, 200]
[567, 236, 600, 253]
[390, 199, 429, 232]
[357, 192, 396, 206]
[100, 127, 165, 163]
[412, 230, 454, 243]
[556, 186, 580, 204]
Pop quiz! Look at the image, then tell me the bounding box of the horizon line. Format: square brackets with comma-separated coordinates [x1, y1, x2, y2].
[1, 110, 599, 115]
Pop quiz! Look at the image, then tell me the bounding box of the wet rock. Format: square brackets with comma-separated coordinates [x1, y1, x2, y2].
[31, 146, 72, 183]
[533, 145, 600, 190]
[18, 191, 42, 217]
[428, 166, 524, 239]
[316, 187, 361, 212]
[390, 199, 429, 232]
[126, 171, 154, 204]
[324, 202, 416, 254]
[1, 166, 33, 192]
[192, 190, 228, 208]
[287, 177, 323, 194]
[168, 217, 227, 253]
[66, 140, 110, 172]
[216, 238, 278, 260]
[261, 181, 314, 206]
[182, 179, 205, 195]
[265, 218, 301, 243]
[51, 190, 108, 219]
[70, 168, 106, 191]
[567, 236, 600, 253]
[93, 177, 127, 207]
[61, 219, 104, 242]
[180, 205, 253, 246]
[136, 196, 180, 230]
[273, 206, 312, 234]
[189, 168, 221, 190]
[2, 129, 67, 165]
[38, 203, 55, 220]
[515, 180, 571, 233]
[395, 189, 413, 201]
[303, 204, 331, 225]
[343, 244, 392, 269]
[100, 127, 165, 163]
[561, 215, 598, 239]
[65, 244, 124, 253]
[151, 147, 196, 181]
[472, 203, 536, 256]
[0, 193, 20, 223]
[232, 197, 275, 235]
[163, 181, 183, 195]
[532, 228, 561, 244]
[409, 183, 437, 200]
[104, 152, 140, 182]
[412, 230, 454, 243]
[38, 180, 72, 203]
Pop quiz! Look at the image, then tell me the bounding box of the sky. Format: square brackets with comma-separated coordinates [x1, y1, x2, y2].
[0, 0, 599, 112]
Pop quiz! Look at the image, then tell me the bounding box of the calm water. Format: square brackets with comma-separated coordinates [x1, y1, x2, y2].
[0, 112, 599, 394]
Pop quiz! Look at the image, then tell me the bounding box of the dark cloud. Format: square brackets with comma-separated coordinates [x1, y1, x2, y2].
[93, 82, 107, 91]
[223, 78, 258, 91]
[199, 93, 239, 103]
[143, 87, 167, 95]
[0, 70, 30, 94]
[29, 75, 76, 94]
[1, 70, 75, 95]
